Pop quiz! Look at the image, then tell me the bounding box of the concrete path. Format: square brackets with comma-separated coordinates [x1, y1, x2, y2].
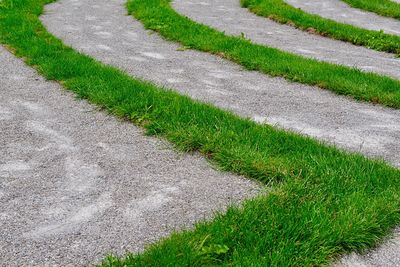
[173, 0, 400, 80]
[38, 0, 400, 266]
[286, 0, 400, 35]
[41, 0, 400, 167]
[172, 1, 400, 265]
[0, 46, 259, 266]
[335, 232, 400, 267]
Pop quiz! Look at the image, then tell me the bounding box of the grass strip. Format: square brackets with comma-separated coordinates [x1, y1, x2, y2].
[126, 0, 400, 109]
[241, 0, 400, 55]
[342, 0, 400, 20]
[1, 0, 400, 266]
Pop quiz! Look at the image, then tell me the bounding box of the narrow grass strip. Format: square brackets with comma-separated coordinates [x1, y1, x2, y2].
[342, 0, 400, 20]
[126, 0, 400, 109]
[241, 0, 400, 55]
[1, 0, 400, 266]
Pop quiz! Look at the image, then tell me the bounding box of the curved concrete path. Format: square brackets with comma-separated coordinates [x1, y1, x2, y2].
[41, 0, 400, 167]
[39, 0, 400, 266]
[173, 0, 400, 80]
[0, 46, 259, 266]
[286, 0, 400, 35]
[174, 2, 400, 265]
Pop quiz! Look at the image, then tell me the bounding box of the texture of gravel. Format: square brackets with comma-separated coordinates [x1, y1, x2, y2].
[39, 0, 400, 265]
[0, 45, 260, 266]
[334, 232, 400, 267]
[41, 0, 400, 167]
[173, 0, 400, 80]
[286, 0, 400, 35]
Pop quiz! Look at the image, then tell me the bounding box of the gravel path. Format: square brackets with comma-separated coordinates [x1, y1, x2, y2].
[0, 46, 260, 266]
[172, 0, 400, 80]
[41, 0, 400, 167]
[285, 0, 400, 35]
[335, 235, 400, 267]
[38, 0, 400, 266]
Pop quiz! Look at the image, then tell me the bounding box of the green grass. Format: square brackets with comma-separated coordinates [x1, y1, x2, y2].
[126, 0, 400, 109]
[342, 0, 400, 20]
[1, 0, 400, 266]
[241, 0, 400, 55]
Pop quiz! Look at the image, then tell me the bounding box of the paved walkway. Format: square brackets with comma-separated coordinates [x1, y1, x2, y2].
[39, 1, 400, 265]
[173, 0, 400, 79]
[285, 0, 400, 35]
[41, 0, 400, 168]
[0, 0, 389, 265]
[0, 46, 259, 266]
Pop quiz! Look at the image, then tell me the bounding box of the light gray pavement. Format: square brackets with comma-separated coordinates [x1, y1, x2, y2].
[0, 46, 260, 266]
[173, 0, 400, 80]
[285, 0, 400, 35]
[41, 0, 400, 167]
[335, 232, 400, 267]
[38, 0, 400, 266]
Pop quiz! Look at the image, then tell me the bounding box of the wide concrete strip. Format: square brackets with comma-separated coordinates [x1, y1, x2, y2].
[0, 46, 259, 266]
[286, 0, 400, 35]
[173, 0, 400, 80]
[39, 0, 400, 266]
